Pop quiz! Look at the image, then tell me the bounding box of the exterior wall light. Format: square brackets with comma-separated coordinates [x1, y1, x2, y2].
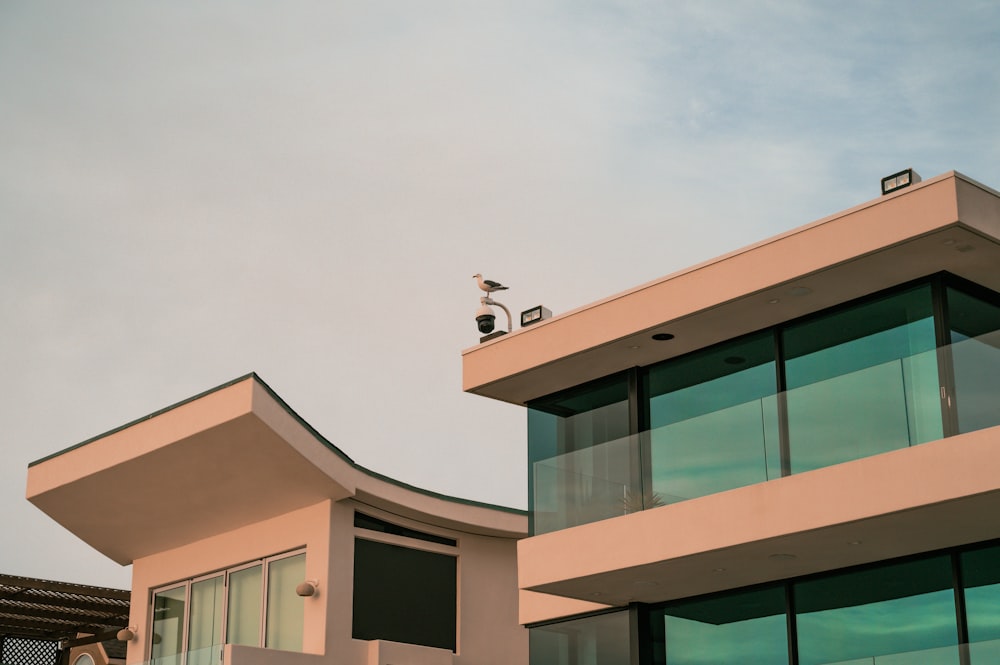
[520, 305, 552, 327]
[296, 579, 320, 597]
[116, 627, 137, 642]
[881, 168, 921, 195]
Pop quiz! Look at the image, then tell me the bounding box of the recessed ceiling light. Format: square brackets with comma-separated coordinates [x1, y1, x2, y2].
[788, 286, 812, 297]
[768, 298, 780, 305]
[769, 553, 797, 561]
[847, 540, 863, 546]
[652, 333, 675, 341]
[628, 345, 641, 350]
[712, 567, 727, 573]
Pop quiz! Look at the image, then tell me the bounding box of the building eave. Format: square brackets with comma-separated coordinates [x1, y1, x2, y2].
[463, 171, 1000, 405]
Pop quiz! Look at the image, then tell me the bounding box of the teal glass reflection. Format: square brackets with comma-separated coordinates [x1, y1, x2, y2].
[962, 545, 1000, 663]
[645, 332, 779, 504]
[529, 611, 630, 665]
[794, 556, 958, 665]
[529, 375, 635, 533]
[654, 585, 788, 665]
[783, 285, 941, 474]
[947, 287, 1000, 434]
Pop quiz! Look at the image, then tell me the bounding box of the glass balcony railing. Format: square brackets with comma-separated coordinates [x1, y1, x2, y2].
[532, 333, 1000, 533]
[816, 637, 1000, 665]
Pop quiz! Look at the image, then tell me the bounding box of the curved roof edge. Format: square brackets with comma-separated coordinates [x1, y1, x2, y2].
[30, 372, 524, 517]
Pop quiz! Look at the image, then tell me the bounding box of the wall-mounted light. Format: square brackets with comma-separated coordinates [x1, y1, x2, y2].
[296, 579, 320, 597]
[881, 168, 921, 195]
[117, 627, 137, 642]
[520, 305, 551, 327]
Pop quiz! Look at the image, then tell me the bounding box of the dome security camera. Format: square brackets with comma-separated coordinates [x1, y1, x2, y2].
[475, 303, 496, 334]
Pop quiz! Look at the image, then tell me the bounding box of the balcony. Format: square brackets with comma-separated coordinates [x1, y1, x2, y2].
[532, 332, 1000, 534]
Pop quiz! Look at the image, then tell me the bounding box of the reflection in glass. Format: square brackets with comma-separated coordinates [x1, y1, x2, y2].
[151, 585, 186, 665]
[794, 556, 958, 665]
[653, 585, 787, 665]
[188, 576, 223, 665]
[530, 611, 630, 665]
[947, 288, 1000, 434]
[529, 376, 633, 533]
[783, 285, 941, 474]
[962, 545, 1000, 664]
[227, 565, 262, 647]
[266, 553, 306, 651]
[645, 333, 779, 503]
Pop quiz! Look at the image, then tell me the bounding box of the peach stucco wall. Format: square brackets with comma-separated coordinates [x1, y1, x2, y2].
[128, 500, 333, 663]
[125, 496, 526, 665]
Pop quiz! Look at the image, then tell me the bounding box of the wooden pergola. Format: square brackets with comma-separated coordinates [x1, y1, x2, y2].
[0, 574, 130, 665]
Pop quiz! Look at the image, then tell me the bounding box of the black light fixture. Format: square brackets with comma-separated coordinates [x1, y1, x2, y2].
[520, 305, 552, 327]
[881, 168, 921, 196]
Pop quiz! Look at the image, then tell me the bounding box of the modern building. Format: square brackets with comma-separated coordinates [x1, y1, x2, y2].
[26, 375, 528, 665]
[462, 171, 1000, 664]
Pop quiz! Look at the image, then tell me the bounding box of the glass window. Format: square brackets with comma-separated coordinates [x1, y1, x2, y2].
[187, 575, 223, 665]
[151, 585, 187, 665]
[226, 565, 262, 647]
[962, 545, 1000, 663]
[645, 332, 779, 504]
[794, 556, 958, 665]
[782, 285, 941, 474]
[529, 610, 630, 665]
[352, 538, 457, 651]
[947, 287, 1000, 434]
[265, 553, 306, 651]
[150, 550, 304, 662]
[528, 375, 635, 533]
[652, 585, 787, 665]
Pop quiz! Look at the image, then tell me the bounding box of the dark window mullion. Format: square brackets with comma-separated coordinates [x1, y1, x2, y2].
[774, 328, 791, 477]
[932, 276, 960, 438]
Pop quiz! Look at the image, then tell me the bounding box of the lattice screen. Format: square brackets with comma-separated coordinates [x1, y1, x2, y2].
[0, 636, 58, 665]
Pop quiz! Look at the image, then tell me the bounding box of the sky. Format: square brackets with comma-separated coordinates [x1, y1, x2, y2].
[1, 1, 999, 590]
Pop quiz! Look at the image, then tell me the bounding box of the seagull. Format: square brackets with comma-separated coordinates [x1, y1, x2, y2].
[473, 273, 508, 294]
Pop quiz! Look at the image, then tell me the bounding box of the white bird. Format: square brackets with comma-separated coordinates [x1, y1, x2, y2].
[473, 273, 508, 294]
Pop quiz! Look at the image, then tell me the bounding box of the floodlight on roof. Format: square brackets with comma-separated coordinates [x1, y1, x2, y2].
[881, 168, 921, 196]
[520, 305, 552, 327]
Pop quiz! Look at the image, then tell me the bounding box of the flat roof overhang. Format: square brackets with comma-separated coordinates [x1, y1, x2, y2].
[518, 425, 1000, 608]
[463, 172, 1000, 405]
[26, 377, 357, 565]
[27, 376, 526, 565]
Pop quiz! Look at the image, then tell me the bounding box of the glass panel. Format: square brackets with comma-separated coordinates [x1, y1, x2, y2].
[962, 545, 1000, 664]
[529, 375, 633, 534]
[266, 553, 305, 651]
[947, 288, 1000, 434]
[151, 585, 187, 665]
[529, 610, 630, 665]
[532, 433, 640, 532]
[645, 332, 779, 503]
[188, 576, 223, 665]
[227, 565, 262, 647]
[794, 556, 958, 665]
[653, 585, 788, 665]
[783, 285, 941, 474]
[352, 538, 457, 651]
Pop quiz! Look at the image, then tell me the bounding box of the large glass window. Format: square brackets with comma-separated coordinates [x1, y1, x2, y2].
[527, 276, 1000, 532]
[529, 375, 635, 533]
[794, 556, 958, 665]
[947, 287, 1000, 434]
[149, 550, 305, 664]
[962, 545, 1000, 664]
[782, 284, 941, 474]
[530, 610, 630, 665]
[645, 332, 779, 504]
[352, 537, 457, 651]
[651, 585, 788, 665]
[151, 585, 187, 665]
